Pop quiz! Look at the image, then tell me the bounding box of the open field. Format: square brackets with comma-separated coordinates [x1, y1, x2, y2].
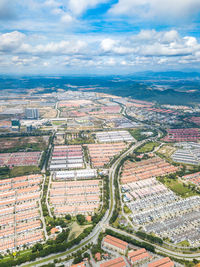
[136, 141, 159, 153]
[51, 121, 67, 126]
[39, 108, 57, 118]
[0, 165, 40, 179]
[10, 166, 41, 177]
[157, 145, 176, 158]
[68, 222, 90, 241]
[0, 136, 49, 153]
[66, 132, 95, 145]
[177, 240, 190, 247]
[158, 177, 198, 198]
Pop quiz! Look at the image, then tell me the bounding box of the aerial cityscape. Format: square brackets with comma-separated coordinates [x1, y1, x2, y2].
[0, 1, 200, 267]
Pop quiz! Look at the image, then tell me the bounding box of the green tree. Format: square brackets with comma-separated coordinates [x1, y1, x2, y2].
[65, 214, 71, 220]
[76, 214, 85, 225]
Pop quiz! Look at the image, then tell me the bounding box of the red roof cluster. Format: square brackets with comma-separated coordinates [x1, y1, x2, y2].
[146, 108, 176, 114]
[148, 257, 174, 267]
[163, 128, 200, 142]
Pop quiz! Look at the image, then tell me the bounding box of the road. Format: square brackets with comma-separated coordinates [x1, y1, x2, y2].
[23, 142, 143, 267]
[55, 101, 60, 119]
[107, 226, 200, 260]
[24, 134, 200, 266]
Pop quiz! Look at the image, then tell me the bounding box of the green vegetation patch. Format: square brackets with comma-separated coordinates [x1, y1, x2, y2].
[68, 222, 91, 241]
[177, 240, 190, 247]
[52, 121, 66, 126]
[130, 128, 157, 141]
[0, 166, 41, 179]
[66, 131, 95, 145]
[123, 205, 131, 214]
[10, 166, 40, 177]
[136, 141, 159, 153]
[158, 177, 198, 198]
[129, 129, 147, 141]
[0, 166, 10, 179]
[135, 231, 163, 245]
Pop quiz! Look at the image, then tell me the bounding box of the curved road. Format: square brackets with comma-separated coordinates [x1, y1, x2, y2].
[24, 138, 200, 266]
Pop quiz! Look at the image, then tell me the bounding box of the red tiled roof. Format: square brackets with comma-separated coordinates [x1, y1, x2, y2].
[148, 257, 174, 267]
[103, 235, 128, 250]
[100, 256, 126, 267]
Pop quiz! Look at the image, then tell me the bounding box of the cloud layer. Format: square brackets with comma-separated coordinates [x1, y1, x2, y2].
[109, 0, 200, 22]
[0, 29, 199, 73]
[0, 0, 200, 73]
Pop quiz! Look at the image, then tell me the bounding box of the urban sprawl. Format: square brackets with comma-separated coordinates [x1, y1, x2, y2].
[0, 89, 200, 267]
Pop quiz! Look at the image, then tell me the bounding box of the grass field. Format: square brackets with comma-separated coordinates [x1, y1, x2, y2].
[52, 121, 66, 126]
[68, 222, 90, 241]
[123, 205, 131, 214]
[10, 166, 40, 177]
[129, 129, 147, 141]
[136, 142, 159, 153]
[177, 240, 190, 247]
[159, 177, 197, 198]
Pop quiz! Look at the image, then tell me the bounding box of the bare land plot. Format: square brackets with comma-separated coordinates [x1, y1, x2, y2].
[157, 145, 176, 158]
[68, 222, 90, 241]
[0, 136, 49, 153]
[39, 108, 57, 118]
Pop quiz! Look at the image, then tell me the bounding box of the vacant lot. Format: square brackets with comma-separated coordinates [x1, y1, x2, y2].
[159, 177, 197, 198]
[136, 142, 159, 153]
[68, 221, 90, 241]
[0, 136, 49, 153]
[157, 145, 176, 158]
[39, 107, 57, 118]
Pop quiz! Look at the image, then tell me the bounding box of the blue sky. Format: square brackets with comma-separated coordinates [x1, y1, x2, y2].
[0, 0, 200, 74]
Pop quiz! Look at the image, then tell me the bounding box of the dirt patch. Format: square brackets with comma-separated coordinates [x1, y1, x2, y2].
[0, 136, 49, 152]
[68, 221, 90, 241]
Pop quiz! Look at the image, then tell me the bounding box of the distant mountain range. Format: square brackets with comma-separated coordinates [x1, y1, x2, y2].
[0, 71, 200, 105]
[128, 71, 200, 80]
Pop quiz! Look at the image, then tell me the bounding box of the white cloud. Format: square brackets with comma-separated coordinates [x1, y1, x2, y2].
[109, 0, 200, 22]
[34, 40, 86, 55]
[44, 0, 59, 8]
[0, 31, 25, 52]
[0, 29, 200, 72]
[61, 13, 74, 24]
[0, 31, 87, 56]
[11, 55, 38, 66]
[101, 38, 116, 52]
[100, 30, 200, 58]
[101, 38, 135, 54]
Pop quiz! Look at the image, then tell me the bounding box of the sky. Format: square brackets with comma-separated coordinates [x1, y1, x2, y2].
[0, 0, 200, 75]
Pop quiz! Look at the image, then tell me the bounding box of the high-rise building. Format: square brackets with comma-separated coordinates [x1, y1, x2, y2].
[25, 108, 39, 119]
